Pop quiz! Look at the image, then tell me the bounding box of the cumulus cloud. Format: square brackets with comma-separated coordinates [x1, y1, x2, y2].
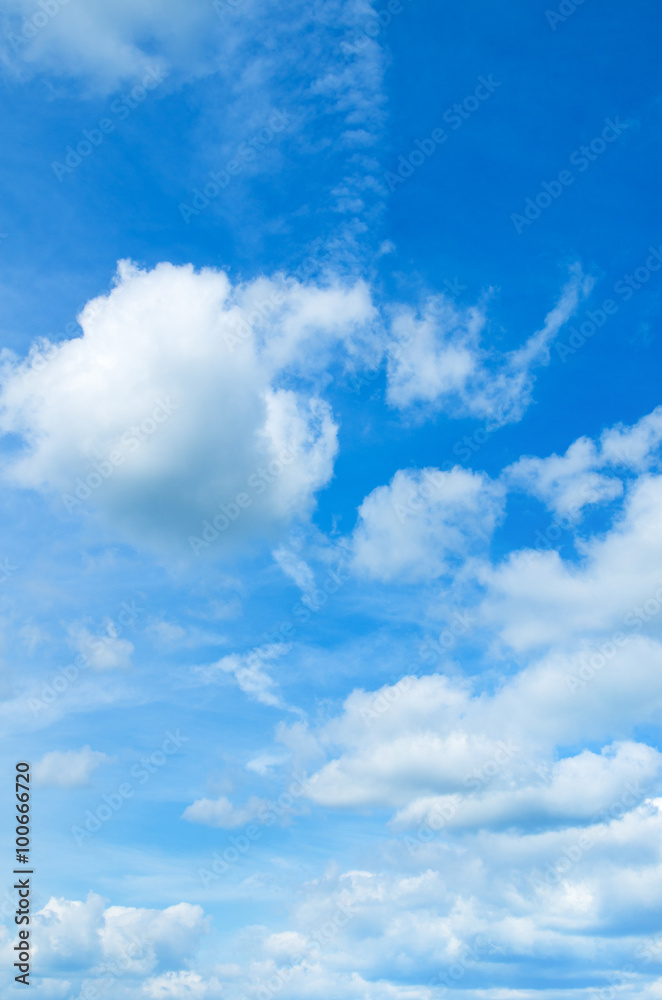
[302, 630, 662, 826]
[182, 794, 269, 829]
[386, 266, 593, 425]
[503, 406, 662, 522]
[27, 828, 662, 997]
[505, 436, 623, 522]
[157, 827, 662, 998]
[600, 405, 662, 470]
[386, 296, 485, 410]
[392, 741, 661, 832]
[142, 971, 223, 998]
[0, 262, 374, 555]
[33, 894, 209, 978]
[34, 893, 107, 969]
[99, 901, 210, 976]
[482, 474, 662, 650]
[33, 746, 115, 787]
[351, 466, 504, 582]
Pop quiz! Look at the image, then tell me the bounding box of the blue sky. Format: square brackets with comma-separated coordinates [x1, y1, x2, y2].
[1, 0, 662, 997]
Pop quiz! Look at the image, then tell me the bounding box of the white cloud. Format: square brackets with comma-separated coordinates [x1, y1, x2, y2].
[245, 751, 290, 775]
[0, 262, 369, 555]
[71, 626, 134, 670]
[146, 621, 187, 645]
[351, 466, 504, 582]
[193, 642, 291, 708]
[505, 436, 622, 522]
[272, 545, 316, 595]
[182, 794, 269, 829]
[503, 406, 662, 522]
[33, 894, 209, 978]
[142, 971, 223, 999]
[600, 405, 662, 470]
[249, 275, 377, 376]
[0, 0, 389, 137]
[301, 629, 662, 824]
[33, 746, 115, 787]
[386, 266, 593, 425]
[34, 893, 106, 968]
[386, 296, 485, 410]
[263, 930, 309, 959]
[169, 828, 662, 997]
[20, 807, 662, 996]
[482, 474, 662, 650]
[392, 741, 661, 832]
[0, 0, 178, 93]
[98, 901, 210, 976]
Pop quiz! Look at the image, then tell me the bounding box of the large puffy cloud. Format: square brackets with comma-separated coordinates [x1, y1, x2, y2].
[386, 267, 593, 425]
[33, 893, 209, 977]
[33, 894, 107, 971]
[351, 467, 504, 582]
[98, 901, 209, 976]
[391, 741, 662, 832]
[0, 262, 375, 554]
[147, 822, 662, 997]
[17, 825, 662, 997]
[301, 629, 662, 826]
